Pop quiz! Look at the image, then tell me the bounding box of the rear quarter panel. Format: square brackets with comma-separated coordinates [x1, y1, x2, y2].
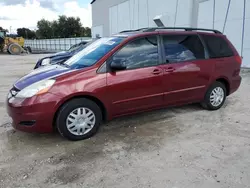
[201, 34, 241, 94]
[211, 57, 234, 82]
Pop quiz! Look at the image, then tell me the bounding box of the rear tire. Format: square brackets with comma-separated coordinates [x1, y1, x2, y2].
[56, 98, 102, 141]
[8, 43, 22, 55]
[201, 81, 227, 110]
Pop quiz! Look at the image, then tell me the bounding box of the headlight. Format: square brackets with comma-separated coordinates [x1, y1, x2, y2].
[41, 58, 51, 66]
[16, 79, 55, 98]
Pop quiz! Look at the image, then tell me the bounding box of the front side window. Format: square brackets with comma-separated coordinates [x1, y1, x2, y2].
[65, 37, 124, 69]
[112, 36, 159, 70]
[162, 35, 205, 63]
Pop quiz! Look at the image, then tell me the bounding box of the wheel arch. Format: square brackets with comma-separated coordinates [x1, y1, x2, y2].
[215, 77, 230, 96]
[53, 94, 108, 129]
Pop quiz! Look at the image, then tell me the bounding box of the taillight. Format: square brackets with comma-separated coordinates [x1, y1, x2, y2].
[235, 55, 242, 65]
[234, 55, 242, 76]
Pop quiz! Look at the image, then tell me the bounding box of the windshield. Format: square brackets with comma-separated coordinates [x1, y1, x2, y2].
[0, 32, 5, 38]
[64, 37, 124, 69]
[68, 44, 85, 53]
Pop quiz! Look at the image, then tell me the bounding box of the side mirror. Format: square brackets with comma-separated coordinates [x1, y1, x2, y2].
[110, 59, 127, 71]
[41, 58, 51, 66]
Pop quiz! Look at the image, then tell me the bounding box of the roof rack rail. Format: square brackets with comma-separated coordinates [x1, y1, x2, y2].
[144, 27, 222, 34]
[119, 28, 146, 33]
[119, 27, 222, 34]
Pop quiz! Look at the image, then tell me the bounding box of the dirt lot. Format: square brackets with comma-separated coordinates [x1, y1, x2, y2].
[0, 54, 250, 188]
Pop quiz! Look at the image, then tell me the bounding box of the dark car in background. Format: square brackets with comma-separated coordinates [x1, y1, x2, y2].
[34, 40, 92, 69]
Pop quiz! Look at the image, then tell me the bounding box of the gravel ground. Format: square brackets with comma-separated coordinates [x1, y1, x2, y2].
[0, 54, 250, 188]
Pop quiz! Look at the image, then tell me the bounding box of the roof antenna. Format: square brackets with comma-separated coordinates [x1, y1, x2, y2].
[153, 15, 165, 27]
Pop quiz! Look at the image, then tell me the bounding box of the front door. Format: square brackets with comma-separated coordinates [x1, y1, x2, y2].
[159, 34, 212, 105]
[106, 35, 164, 116]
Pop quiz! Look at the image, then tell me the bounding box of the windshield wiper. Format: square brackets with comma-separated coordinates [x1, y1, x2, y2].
[58, 61, 70, 68]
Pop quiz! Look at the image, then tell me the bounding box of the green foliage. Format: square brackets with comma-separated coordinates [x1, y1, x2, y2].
[17, 28, 36, 39]
[0, 26, 8, 33]
[37, 19, 54, 39]
[36, 16, 91, 39]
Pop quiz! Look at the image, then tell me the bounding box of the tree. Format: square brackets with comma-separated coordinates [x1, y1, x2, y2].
[55, 16, 82, 38]
[0, 26, 8, 33]
[17, 28, 36, 39]
[36, 16, 91, 39]
[37, 19, 53, 39]
[82, 27, 91, 37]
[65, 16, 82, 37]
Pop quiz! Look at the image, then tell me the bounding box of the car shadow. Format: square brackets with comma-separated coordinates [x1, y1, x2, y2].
[1, 103, 205, 167]
[3, 103, 204, 145]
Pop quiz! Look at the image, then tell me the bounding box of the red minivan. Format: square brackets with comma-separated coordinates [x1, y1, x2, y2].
[6, 28, 242, 140]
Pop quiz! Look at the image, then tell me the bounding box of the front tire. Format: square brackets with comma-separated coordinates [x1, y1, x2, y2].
[56, 98, 102, 141]
[201, 81, 227, 110]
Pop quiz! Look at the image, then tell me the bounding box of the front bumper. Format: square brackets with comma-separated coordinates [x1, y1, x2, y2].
[6, 92, 61, 133]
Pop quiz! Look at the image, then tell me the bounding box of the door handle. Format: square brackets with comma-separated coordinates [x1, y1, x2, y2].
[165, 67, 175, 73]
[152, 69, 162, 75]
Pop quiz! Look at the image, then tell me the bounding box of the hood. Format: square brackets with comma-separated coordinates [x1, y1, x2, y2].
[51, 54, 72, 63]
[40, 46, 84, 62]
[41, 51, 71, 60]
[54, 51, 67, 55]
[14, 65, 72, 90]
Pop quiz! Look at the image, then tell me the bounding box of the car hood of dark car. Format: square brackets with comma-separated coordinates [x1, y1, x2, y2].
[14, 65, 74, 90]
[45, 51, 72, 59]
[34, 52, 74, 69]
[50, 53, 72, 63]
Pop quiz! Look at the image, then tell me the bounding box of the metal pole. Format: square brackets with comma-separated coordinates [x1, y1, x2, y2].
[223, 0, 231, 33]
[241, 0, 246, 57]
[64, 37, 66, 50]
[147, 0, 149, 27]
[50, 38, 52, 51]
[59, 38, 61, 51]
[174, 0, 179, 27]
[213, 0, 216, 29]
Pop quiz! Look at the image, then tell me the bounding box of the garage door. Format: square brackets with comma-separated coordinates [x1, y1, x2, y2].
[109, 1, 130, 35]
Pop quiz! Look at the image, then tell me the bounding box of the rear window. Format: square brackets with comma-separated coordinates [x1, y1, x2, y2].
[201, 35, 234, 58]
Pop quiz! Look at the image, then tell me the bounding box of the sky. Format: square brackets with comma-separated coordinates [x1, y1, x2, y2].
[0, 0, 92, 33]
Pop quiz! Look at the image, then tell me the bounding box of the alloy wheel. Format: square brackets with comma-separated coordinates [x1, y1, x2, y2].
[66, 107, 96, 136]
[210, 87, 225, 107]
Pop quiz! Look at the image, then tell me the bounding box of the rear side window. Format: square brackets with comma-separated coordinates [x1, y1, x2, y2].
[162, 35, 205, 63]
[201, 35, 234, 58]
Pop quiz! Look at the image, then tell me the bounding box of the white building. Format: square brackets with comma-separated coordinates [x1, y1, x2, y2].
[91, 0, 249, 67]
